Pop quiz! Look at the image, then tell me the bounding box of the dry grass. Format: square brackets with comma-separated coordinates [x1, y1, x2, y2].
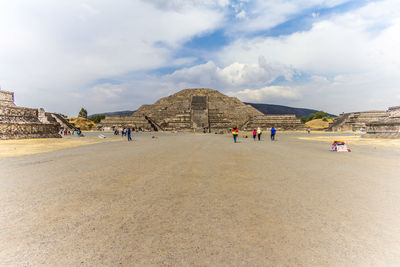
[0, 136, 120, 158]
[305, 118, 334, 129]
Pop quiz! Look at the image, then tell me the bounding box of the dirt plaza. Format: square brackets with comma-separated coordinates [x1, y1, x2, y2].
[1, 132, 400, 266]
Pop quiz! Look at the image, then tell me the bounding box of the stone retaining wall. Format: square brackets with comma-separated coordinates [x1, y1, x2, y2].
[0, 122, 60, 139]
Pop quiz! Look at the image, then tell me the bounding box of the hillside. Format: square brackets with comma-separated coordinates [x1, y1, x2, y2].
[245, 103, 336, 118]
[305, 118, 334, 130]
[67, 117, 96, 131]
[89, 110, 135, 118]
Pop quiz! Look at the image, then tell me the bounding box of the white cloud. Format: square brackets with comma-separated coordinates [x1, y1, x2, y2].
[236, 10, 246, 19]
[230, 0, 351, 32]
[220, 0, 400, 74]
[0, 0, 225, 114]
[162, 59, 294, 91]
[1, 0, 399, 116]
[227, 86, 301, 103]
[90, 83, 124, 100]
[211, 0, 400, 113]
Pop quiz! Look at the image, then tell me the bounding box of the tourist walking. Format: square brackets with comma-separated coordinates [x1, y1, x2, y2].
[232, 127, 239, 143]
[307, 128, 311, 134]
[252, 129, 257, 141]
[127, 128, 132, 141]
[257, 127, 262, 141]
[270, 127, 276, 141]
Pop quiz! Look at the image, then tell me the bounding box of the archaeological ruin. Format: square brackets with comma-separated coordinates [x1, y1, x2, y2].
[0, 90, 60, 139]
[365, 106, 400, 138]
[99, 88, 304, 132]
[328, 110, 387, 132]
[327, 106, 400, 138]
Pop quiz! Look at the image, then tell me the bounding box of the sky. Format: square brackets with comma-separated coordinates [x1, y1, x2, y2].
[1, 0, 399, 116]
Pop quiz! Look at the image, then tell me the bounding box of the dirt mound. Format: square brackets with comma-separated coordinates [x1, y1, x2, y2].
[67, 117, 96, 130]
[305, 118, 333, 130]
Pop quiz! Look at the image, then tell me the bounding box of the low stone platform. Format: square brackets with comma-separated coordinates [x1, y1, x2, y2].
[99, 114, 156, 131]
[243, 115, 304, 130]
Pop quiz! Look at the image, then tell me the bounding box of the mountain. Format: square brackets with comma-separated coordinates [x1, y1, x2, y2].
[89, 110, 135, 117]
[245, 103, 336, 118]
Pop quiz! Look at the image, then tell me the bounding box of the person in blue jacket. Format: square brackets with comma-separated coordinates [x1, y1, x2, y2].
[270, 127, 276, 141]
[127, 128, 132, 141]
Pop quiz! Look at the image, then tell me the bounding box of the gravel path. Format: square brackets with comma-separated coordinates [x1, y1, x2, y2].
[1, 133, 400, 266]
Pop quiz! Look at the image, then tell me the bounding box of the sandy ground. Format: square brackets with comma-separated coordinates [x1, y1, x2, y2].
[1, 132, 400, 266]
[298, 134, 400, 149]
[0, 133, 121, 158]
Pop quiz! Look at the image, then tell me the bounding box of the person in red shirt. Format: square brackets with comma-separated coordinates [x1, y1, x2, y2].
[252, 129, 257, 141]
[232, 127, 239, 143]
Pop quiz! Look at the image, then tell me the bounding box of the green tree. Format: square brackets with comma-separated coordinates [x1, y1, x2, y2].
[304, 111, 330, 123]
[314, 111, 327, 119]
[307, 113, 315, 122]
[78, 107, 88, 118]
[89, 114, 105, 123]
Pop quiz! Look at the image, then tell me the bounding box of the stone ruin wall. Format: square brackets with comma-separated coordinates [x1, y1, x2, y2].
[0, 90, 15, 106]
[328, 111, 387, 132]
[244, 114, 304, 131]
[0, 123, 60, 139]
[365, 106, 400, 138]
[99, 115, 154, 131]
[0, 90, 60, 139]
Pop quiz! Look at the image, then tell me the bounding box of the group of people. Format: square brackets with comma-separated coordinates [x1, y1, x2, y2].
[59, 128, 82, 137]
[232, 127, 276, 143]
[115, 128, 132, 141]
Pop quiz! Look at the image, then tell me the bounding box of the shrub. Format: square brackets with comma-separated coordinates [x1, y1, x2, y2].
[90, 115, 105, 123]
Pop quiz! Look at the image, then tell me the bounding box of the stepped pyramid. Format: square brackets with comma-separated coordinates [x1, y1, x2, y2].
[99, 88, 304, 132]
[0, 90, 60, 139]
